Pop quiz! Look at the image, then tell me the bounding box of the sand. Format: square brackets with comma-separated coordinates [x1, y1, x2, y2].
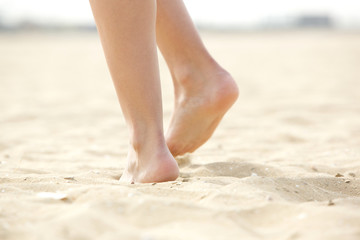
[0, 30, 359, 240]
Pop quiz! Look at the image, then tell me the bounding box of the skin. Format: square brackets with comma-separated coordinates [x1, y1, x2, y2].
[156, 0, 239, 156]
[89, 0, 238, 183]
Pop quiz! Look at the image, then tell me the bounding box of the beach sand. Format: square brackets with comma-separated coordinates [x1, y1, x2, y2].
[0, 31, 359, 240]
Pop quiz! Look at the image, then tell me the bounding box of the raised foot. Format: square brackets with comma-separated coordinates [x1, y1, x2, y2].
[166, 70, 239, 157]
[119, 147, 179, 184]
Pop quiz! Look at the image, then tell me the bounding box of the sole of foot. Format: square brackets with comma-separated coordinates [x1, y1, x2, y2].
[166, 69, 239, 157]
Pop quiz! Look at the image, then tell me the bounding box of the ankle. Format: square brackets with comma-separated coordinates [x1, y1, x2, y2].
[171, 55, 218, 82]
[129, 130, 166, 154]
[124, 137, 179, 183]
[172, 60, 225, 96]
[172, 61, 237, 97]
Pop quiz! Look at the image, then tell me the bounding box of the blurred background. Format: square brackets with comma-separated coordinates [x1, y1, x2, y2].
[0, 0, 359, 153]
[0, 0, 360, 31]
[1, 2, 360, 239]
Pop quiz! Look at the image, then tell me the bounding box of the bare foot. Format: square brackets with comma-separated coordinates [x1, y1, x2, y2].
[119, 143, 179, 183]
[166, 67, 239, 156]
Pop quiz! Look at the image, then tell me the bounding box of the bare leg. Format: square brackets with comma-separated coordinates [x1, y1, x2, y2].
[89, 0, 179, 183]
[156, 0, 239, 156]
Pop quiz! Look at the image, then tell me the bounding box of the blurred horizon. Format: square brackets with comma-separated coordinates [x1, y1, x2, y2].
[0, 0, 360, 30]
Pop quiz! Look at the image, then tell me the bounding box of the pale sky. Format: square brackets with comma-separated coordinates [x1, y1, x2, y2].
[0, 0, 359, 27]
